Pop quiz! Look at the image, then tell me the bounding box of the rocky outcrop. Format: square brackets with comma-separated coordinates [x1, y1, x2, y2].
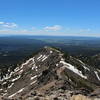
[71, 94, 100, 100]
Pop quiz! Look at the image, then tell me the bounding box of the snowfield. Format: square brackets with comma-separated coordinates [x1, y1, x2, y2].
[60, 60, 87, 79]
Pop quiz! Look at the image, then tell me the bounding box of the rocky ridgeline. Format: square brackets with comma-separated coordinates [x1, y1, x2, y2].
[0, 46, 100, 100]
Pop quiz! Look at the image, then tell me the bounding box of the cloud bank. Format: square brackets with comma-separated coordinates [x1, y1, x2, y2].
[0, 22, 98, 37]
[44, 25, 62, 31]
[0, 22, 17, 28]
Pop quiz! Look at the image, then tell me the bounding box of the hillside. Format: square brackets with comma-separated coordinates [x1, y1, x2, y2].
[0, 46, 100, 100]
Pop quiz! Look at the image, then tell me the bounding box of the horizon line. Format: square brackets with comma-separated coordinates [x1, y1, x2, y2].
[0, 34, 100, 38]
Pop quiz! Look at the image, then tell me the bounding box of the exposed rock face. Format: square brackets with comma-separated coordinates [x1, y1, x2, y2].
[0, 46, 100, 100]
[71, 94, 100, 100]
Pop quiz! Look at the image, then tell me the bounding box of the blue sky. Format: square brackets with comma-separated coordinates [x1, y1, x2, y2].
[0, 0, 100, 36]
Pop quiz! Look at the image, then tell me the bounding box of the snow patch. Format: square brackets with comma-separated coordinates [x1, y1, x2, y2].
[17, 88, 24, 93]
[50, 51, 53, 53]
[31, 58, 38, 71]
[60, 60, 87, 79]
[32, 64, 38, 71]
[42, 55, 48, 61]
[19, 69, 23, 74]
[14, 67, 20, 72]
[30, 75, 37, 80]
[37, 54, 49, 62]
[30, 80, 37, 85]
[0, 71, 15, 81]
[37, 55, 42, 61]
[32, 63, 36, 70]
[8, 88, 24, 98]
[94, 71, 100, 81]
[4, 90, 7, 92]
[56, 64, 59, 66]
[3, 93, 7, 96]
[83, 65, 90, 71]
[78, 59, 90, 71]
[35, 66, 38, 71]
[8, 83, 14, 89]
[61, 58, 64, 61]
[2, 82, 7, 85]
[21, 58, 33, 69]
[0, 89, 3, 91]
[12, 75, 21, 82]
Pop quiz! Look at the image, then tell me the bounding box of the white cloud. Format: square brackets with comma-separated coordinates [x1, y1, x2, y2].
[79, 28, 91, 32]
[44, 25, 62, 31]
[0, 29, 64, 36]
[31, 27, 36, 30]
[0, 22, 17, 28]
[0, 28, 99, 37]
[0, 23, 97, 37]
[0, 22, 4, 24]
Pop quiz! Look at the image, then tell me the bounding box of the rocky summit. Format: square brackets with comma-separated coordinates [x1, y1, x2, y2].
[0, 46, 100, 100]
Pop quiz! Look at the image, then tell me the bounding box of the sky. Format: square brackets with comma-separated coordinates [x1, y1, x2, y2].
[0, 0, 100, 37]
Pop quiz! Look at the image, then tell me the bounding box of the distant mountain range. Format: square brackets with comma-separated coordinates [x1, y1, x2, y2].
[0, 46, 100, 100]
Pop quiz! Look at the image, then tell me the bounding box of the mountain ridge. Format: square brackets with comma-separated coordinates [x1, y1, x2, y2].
[0, 46, 100, 100]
